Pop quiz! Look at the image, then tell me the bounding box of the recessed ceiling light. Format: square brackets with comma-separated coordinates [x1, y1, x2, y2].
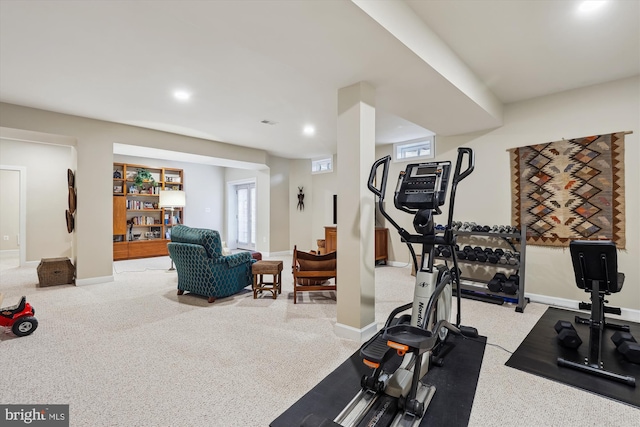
[173, 90, 191, 101]
[578, 1, 607, 13]
[303, 125, 315, 136]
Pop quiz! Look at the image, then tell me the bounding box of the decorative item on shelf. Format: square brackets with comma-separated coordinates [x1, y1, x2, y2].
[134, 169, 156, 189]
[159, 190, 186, 271]
[113, 170, 122, 179]
[113, 185, 122, 193]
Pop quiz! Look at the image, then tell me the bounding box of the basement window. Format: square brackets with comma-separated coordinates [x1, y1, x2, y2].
[393, 137, 435, 162]
[312, 157, 333, 174]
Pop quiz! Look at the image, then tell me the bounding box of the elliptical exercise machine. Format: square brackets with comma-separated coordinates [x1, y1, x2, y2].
[302, 147, 478, 427]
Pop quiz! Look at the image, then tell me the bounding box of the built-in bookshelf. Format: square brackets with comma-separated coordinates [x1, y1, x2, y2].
[112, 162, 184, 260]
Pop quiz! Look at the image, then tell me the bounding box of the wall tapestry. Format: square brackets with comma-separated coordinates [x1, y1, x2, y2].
[510, 132, 626, 248]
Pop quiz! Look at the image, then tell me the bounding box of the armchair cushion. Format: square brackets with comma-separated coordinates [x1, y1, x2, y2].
[171, 225, 221, 259]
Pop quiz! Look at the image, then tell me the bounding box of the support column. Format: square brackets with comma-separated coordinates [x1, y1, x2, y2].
[335, 82, 377, 342]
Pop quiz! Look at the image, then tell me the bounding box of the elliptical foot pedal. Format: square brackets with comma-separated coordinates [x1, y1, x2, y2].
[459, 326, 479, 338]
[361, 330, 394, 368]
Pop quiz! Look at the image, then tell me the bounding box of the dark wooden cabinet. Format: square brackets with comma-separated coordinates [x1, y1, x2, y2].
[324, 226, 388, 263]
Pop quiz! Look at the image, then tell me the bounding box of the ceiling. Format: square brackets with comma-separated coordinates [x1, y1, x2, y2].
[1, 0, 638, 161]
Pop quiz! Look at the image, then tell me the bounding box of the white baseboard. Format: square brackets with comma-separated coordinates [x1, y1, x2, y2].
[265, 250, 291, 257]
[24, 260, 39, 267]
[526, 292, 640, 323]
[0, 249, 19, 254]
[334, 321, 378, 342]
[385, 260, 411, 268]
[76, 275, 114, 286]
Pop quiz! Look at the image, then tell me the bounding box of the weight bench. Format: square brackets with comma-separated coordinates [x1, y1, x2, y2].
[557, 240, 635, 387]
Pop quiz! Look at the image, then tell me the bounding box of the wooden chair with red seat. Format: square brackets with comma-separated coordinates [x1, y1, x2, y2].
[292, 245, 337, 304]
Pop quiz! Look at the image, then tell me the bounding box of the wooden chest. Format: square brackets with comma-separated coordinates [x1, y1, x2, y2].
[37, 257, 75, 287]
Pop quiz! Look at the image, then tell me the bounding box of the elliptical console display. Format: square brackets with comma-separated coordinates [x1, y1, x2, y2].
[394, 161, 451, 212]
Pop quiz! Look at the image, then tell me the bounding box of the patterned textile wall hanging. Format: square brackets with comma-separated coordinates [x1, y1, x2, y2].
[509, 132, 626, 248]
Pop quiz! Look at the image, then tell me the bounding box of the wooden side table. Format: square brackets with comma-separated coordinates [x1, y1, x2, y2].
[252, 260, 283, 299]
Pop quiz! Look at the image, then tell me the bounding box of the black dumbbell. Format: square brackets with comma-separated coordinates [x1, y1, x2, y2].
[456, 250, 467, 260]
[481, 225, 491, 232]
[475, 249, 487, 263]
[554, 320, 582, 349]
[487, 252, 500, 264]
[503, 274, 519, 295]
[439, 245, 452, 258]
[463, 246, 477, 261]
[611, 331, 640, 364]
[483, 247, 494, 255]
[488, 273, 507, 293]
[494, 248, 505, 257]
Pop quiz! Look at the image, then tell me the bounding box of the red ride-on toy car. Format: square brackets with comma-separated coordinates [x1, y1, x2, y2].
[0, 295, 38, 337]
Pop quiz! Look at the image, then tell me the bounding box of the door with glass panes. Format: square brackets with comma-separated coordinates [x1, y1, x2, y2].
[236, 183, 256, 250]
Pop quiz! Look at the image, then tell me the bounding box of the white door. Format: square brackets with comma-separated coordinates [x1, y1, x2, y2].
[236, 183, 256, 250]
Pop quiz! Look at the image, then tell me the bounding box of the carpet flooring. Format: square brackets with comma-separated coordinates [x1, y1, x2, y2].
[506, 307, 640, 408]
[1, 252, 639, 426]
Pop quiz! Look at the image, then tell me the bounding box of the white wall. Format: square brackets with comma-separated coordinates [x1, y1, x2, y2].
[267, 155, 291, 253]
[288, 157, 339, 252]
[0, 169, 20, 251]
[379, 76, 640, 310]
[0, 138, 73, 261]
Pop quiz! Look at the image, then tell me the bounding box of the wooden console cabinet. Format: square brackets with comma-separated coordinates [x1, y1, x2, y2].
[324, 226, 388, 264]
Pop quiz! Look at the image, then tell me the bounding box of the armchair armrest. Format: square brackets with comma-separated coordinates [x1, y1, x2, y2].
[214, 251, 253, 268]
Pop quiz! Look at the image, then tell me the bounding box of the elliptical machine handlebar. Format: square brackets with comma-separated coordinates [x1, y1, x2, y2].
[368, 155, 406, 234]
[367, 155, 390, 199]
[446, 148, 475, 229]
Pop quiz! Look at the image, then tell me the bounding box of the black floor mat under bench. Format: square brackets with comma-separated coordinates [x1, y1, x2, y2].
[271, 334, 487, 427]
[506, 307, 640, 408]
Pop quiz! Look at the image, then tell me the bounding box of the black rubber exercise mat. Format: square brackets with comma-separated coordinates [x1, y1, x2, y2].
[505, 307, 640, 408]
[271, 334, 486, 427]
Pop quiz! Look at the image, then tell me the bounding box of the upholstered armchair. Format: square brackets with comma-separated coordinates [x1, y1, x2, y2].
[168, 225, 254, 303]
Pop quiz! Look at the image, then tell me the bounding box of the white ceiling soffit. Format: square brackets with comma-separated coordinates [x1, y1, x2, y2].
[113, 143, 266, 170]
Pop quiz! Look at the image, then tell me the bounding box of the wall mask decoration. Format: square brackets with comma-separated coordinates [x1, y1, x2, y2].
[66, 169, 76, 233]
[297, 186, 305, 211]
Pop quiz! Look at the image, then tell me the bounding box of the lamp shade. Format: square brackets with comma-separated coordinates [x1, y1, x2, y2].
[159, 190, 186, 208]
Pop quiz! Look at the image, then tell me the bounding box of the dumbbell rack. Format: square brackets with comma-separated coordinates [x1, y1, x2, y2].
[437, 225, 528, 313]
